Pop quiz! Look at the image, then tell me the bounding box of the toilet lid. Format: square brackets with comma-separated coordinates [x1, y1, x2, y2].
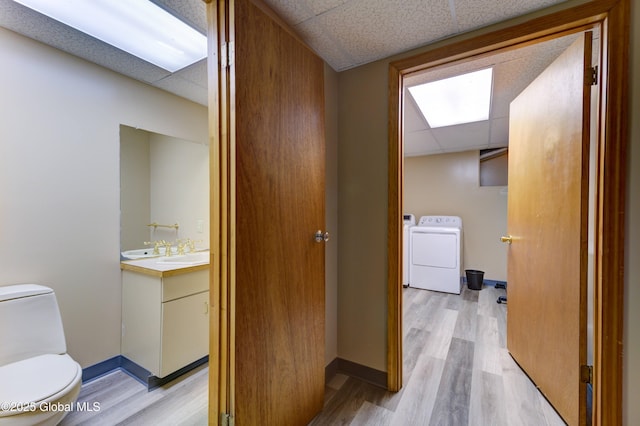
[0, 354, 81, 404]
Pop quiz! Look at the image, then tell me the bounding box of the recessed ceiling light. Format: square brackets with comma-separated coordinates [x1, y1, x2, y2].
[408, 68, 493, 128]
[13, 0, 207, 72]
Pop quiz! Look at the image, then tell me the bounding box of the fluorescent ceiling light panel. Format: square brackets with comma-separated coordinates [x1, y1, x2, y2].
[13, 0, 207, 72]
[408, 68, 493, 128]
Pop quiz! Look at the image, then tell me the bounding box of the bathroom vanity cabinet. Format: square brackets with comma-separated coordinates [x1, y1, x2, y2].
[121, 261, 209, 379]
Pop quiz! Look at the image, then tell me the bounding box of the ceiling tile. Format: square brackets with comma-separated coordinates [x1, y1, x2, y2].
[491, 36, 576, 117]
[489, 117, 509, 146]
[491, 58, 536, 118]
[294, 18, 356, 72]
[306, 0, 350, 16]
[454, 0, 566, 31]
[431, 121, 490, 152]
[312, 0, 457, 70]
[153, 74, 208, 106]
[404, 91, 429, 132]
[404, 129, 442, 156]
[262, 0, 314, 25]
[170, 59, 207, 89]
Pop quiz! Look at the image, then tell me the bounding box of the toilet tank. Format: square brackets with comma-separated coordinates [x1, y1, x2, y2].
[0, 284, 67, 366]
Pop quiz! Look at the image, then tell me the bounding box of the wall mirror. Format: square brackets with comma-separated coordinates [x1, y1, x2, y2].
[119, 124, 209, 256]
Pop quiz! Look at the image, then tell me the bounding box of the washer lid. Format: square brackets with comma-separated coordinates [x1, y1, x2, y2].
[0, 354, 80, 405]
[411, 226, 461, 234]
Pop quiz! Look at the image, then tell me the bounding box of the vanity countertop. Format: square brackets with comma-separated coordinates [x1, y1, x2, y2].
[120, 254, 210, 278]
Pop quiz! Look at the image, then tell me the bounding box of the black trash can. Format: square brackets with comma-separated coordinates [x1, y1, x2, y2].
[465, 269, 484, 290]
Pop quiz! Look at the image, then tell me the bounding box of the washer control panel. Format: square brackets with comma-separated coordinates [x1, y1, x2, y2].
[417, 215, 462, 227]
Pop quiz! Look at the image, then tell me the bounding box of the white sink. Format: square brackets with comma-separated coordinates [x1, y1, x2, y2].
[122, 246, 179, 259]
[156, 251, 209, 265]
[122, 248, 159, 259]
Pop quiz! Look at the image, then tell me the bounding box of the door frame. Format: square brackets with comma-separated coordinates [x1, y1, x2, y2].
[386, 1, 628, 425]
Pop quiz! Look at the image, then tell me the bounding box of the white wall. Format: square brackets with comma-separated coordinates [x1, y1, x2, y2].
[0, 27, 207, 367]
[405, 151, 508, 281]
[148, 133, 209, 250]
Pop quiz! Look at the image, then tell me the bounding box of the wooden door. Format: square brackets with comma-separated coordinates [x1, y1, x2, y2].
[207, 0, 326, 424]
[506, 33, 591, 425]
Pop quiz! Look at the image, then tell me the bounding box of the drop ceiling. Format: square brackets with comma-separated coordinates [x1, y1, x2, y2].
[403, 33, 582, 156]
[0, 0, 581, 156]
[0, 0, 210, 105]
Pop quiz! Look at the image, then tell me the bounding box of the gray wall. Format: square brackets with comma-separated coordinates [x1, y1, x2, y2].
[325, 64, 339, 365]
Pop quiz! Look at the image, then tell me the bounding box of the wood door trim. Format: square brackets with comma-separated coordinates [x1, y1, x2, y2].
[205, 0, 233, 423]
[593, 1, 629, 422]
[386, 62, 403, 393]
[386, 1, 628, 425]
[205, 1, 221, 424]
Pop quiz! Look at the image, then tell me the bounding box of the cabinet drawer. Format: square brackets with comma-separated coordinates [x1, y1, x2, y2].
[162, 269, 209, 302]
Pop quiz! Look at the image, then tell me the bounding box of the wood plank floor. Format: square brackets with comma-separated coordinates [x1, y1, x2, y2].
[311, 285, 565, 425]
[60, 285, 565, 425]
[59, 364, 208, 426]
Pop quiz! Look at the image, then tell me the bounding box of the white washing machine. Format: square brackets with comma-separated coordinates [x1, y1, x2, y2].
[403, 214, 416, 287]
[410, 215, 463, 294]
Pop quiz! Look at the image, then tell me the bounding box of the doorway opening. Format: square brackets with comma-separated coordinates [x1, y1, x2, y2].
[400, 30, 598, 424]
[387, 3, 628, 426]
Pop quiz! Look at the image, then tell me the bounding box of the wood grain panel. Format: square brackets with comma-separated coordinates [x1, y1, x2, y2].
[506, 33, 591, 426]
[232, 0, 326, 424]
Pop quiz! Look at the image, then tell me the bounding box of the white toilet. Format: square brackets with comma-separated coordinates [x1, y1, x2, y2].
[0, 284, 82, 426]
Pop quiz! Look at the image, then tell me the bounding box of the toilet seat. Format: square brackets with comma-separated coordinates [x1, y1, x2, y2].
[0, 353, 81, 415]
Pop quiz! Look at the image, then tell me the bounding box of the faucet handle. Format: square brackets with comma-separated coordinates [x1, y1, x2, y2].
[144, 241, 162, 255]
[176, 240, 187, 255]
[185, 238, 203, 253]
[162, 240, 173, 256]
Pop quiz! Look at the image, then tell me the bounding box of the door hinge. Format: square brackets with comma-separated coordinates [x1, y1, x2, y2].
[589, 66, 598, 86]
[221, 42, 234, 68]
[580, 364, 593, 384]
[221, 412, 234, 426]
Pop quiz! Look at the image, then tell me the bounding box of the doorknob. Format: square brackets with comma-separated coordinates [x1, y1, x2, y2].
[314, 230, 330, 243]
[501, 235, 513, 244]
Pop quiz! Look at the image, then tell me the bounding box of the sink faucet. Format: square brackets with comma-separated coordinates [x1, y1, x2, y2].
[176, 240, 187, 255]
[163, 240, 173, 256]
[185, 238, 200, 253]
[144, 241, 162, 255]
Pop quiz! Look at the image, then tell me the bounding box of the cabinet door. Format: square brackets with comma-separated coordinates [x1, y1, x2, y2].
[160, 291, 209, 378]
[121, 271, 162, 376]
